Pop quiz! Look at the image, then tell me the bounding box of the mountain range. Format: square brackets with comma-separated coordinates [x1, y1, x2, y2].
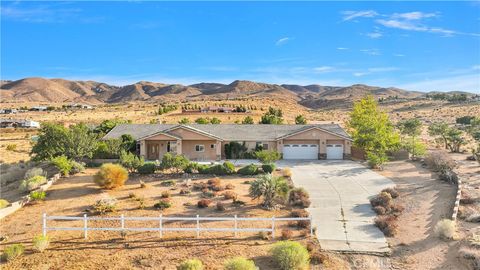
[0, 77, 475, 108]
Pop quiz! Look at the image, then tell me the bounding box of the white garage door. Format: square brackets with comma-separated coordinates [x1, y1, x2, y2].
[326, 144, 344, 160]
[283, 144, 318, 160]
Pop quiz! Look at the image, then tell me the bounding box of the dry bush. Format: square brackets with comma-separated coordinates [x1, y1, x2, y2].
[434, 219, 457, 240]
[288, 188, 311, 208]
[179, 188, 191, 195]
[216, 202, 226, 211]
[466, 214, 480, 223]
[208, 177, 221, 186]
[381, 187, 399, 198]
[297, 220, 310, 229]
[282, 168, 292, 178]
[161, 191, 171, 198]
[223, 191, 238, 201]
[92, 195, 117, 214]
[258, 231, 270, 240]
[370, 192, 393, 210]
[310, 251, 327, 265]
[391, 203, 405, 215]
[281, 229, 294, 240]
[374, 215, 398, 237]
[373, 206, 387, 215]
[425, 151, 456, 172]
[94, 163, 128, 189]
[197, 199, 212, 208]
[291, 209, 309, 218]
[139, 180, 147, 188]
[225, 183, 235, 190]
[32, 235, 50, 252]
[193, 182, 208, 191]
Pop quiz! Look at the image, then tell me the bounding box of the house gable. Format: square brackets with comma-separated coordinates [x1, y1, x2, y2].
[165, 125, 223, 141]
[278, 126, 352, 141]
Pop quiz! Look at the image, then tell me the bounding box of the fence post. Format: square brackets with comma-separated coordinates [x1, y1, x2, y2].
[121, 214, 125, 230]
[196, 215, 200, 238]
[159, 214, 163, 238]
[234, 215, 237, 237]
[83, 214, 88, 239]
[309, 216, 313, 236]
[42, 212, 47, 237]
[271, 216, 275, 240]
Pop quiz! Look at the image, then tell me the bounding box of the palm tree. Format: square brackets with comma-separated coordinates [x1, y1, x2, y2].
[249, 174, 289, 209]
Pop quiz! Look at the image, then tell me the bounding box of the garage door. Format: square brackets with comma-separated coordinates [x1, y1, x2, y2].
[326, 144, 343, 160]
[283, 144, 318, 159]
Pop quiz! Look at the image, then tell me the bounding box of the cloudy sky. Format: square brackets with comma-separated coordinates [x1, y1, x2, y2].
[1, 1, 479, 92]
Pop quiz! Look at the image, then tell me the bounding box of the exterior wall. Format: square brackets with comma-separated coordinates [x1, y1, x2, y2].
[145, 140, 171, 160]
[169, 128, 215, 140]
[220, 141, 277, 159]
[182, 140, 217, 160]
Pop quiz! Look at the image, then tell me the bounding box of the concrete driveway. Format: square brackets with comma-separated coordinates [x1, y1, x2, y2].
[277, 160, 395, 254]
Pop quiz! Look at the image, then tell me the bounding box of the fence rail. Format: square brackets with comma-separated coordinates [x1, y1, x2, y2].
[43, 213, 313, 240]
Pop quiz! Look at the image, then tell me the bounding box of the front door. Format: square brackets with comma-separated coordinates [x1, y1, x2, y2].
[147, 143, 159, 160]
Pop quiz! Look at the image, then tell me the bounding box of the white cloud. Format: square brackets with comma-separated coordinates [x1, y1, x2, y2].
[353, 72, 367, 77]
[275, 37, 290, 46]
[353, 67, 398, 77]
[337, 47, 349, 50]
[360, 49, 381, 56]
[313, 66, 335, 73]
[398, 74, 480, 92]
[393, 53, 405, 57]
[0, 4, 103, 24]
[342, 10, 378, 21]
[366, 32, 383, 39]
[391, 11, 438, 20]
[473, 65, 480, 70]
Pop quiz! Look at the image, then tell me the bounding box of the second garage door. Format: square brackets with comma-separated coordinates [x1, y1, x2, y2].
[326, 144, 344, 160]
[283, 144, 318, 159]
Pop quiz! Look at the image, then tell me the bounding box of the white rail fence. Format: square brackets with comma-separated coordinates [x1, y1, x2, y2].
[42, 213, 313, 240]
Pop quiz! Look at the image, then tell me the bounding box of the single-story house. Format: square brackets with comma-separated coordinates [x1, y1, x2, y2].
[103, 124, 353, 161]
[0, 119, 40, 128]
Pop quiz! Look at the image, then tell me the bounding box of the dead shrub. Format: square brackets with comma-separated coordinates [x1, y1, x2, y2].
[193, 182, 208, 191]
[208, 177, 221, 186]
[374, 215, 398, 237]
[434, 219, 457, 240]
[281, 229, 294, 240]
[391, 203, 405, 215]
[94, 163, 128, 189]
[370, 192, 393, 210]
[211, 185, 225, 192]
[225, 183, 235, 190]
[460, 194, 476, 205]
[161, 191, 171, 198]
[282, 168, 292, 178]
[179, 188, 191, 195]
[381, 187, 399, 198]
[216, 202, 226, 211]
[466, 214, 480, 223]
[223, 191, 238, 201]
[373, 206, 387, 215]
[288, 188, 311, 208]
[297, 220, 310, 229]
[425, 151, 457, 172]
[291, 209, 309, 218]
[310, 252, 327, 265]
[197, 199, 212, 208]
[258, 231, 270, 240]
[139, 180, 147, 188]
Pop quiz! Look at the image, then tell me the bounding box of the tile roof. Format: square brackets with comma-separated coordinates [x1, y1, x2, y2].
[103, 124, 351, 141]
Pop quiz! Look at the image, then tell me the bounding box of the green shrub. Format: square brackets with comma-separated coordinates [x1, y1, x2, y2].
[200, 164, 233, 175]
[366, 152, 388, 169]
[92, 196, 117, 214]
[32, 235, 50, 252]
[93, 139, 123, 159]
[184, 162, 199, 173]
[0, 199, 9, 209]
[255, 150, 281, 164]
[70, 161, 85, 175]
[177, 259, 204, 270]
[94, 163, 128, 189]
[270, 241, 310, 270]
[224, 257, 257, 270]
[249, 174, 289, 209]
[223, 161, 236, 174]
[24, 167, 44, 179]
[30, 190, 46, 201]
[160, 153, 190, 173]
[154, 199, 172, 210]
[162, 180, 176, 186]
[119, 150, 144, 173]
[197, 164, 210, 174]
[237, 164, 259, 175]
[138, 162, 156, 174]
[2, 244, 24, 261]
[262, 163, 276, 174]
[51, 155, 73, 175]
[18, 175, 47, 192]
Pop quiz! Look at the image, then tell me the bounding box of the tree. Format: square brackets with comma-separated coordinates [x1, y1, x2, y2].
[31, 123, 69, 161]
[445, 128, 465, 153]
[94, 119, 129, 135]
[64, 123, 98, 160]
[259, 107, 283, 124]
[178, 118, 190, 124]
[348, 96, 399, 168]
[255, 150, 281, 164]
[119, 150, 144, 173]
[224, 141, 248, 159]
[120, 134, 136, 153]
[397, 118, 423, 159]
[242, 116, 254, 124]
[249, 174, 289, 209]
[295, 115, 307, 125]
[428, 121, 450, 149]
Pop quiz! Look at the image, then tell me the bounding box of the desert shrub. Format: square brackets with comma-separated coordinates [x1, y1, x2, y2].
[6, 144, 17, 151]
[287, 188, 311, 208]
[136, 197, 146, 209]
[160, 153, 189, 173]
[282, 168, 292, 178]
[255, 150, 281, 164]
[439, 170, 459, 184]
[51, 155, 73, 176]
[69, 161, 85, 175]
[32, 235, 50, 252]
[466, 214, 480, 223]
[18, 175, 47, 192]
[224, 257, 257, 270]
[281, 229, 294, 240]
[2, 244, 24, 261]
[296, 220, 310, 229]
[154, 199, 172, 210]
[202, 191, 215, 198]
[223, 161, 236, 174]
[381, 187, 399, 198]
[237, 164, 259, 175]
[161, 191, 171, 198]
[216, 202, 226, 211]
[208, 177, 221, 186]
[30, 190, 46, 201]
[200, 164, 233, 175]
[262, 163, 276, 174]
[197, 164, 210, 174]
[425, 151, 456, 172]
[128, 192, 137, 199]
[373, 206, 387, 215]
[391, 203, 405, 215]
[162, 180, 176, 186]
[184, 162, 198, 173]
[193, 182, 208, 191]
[225, 183, 235, 190]
[434, 219, 457, 240]
[24, 167, 44, 179]
[94, 163, 128, 189]
[177, 259, 204, 270]
[258, 231, 270, 240]
[0, 199, 9, 209]
[223, 191, 238, 201]
[367, 152, 388, 169]
[291, 209, 309, 218]
[139, 180, 147, 188]
[374, 215, 398, 237]
[197, 199, 212, 208]
[370, 192, 393, 210]
[119, 150, 144, 173]
[309, 252, 326, 265]
[180, 188, 191, 195]
[270, 241, 310, 270]
[249, 174, 289, 209]
[92, 196, 117, 214]
[138, 162, 156, 174]
[232, 200, 246, 207]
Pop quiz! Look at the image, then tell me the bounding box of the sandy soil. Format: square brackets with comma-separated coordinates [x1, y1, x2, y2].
[0, 169, 318, 269]
[380, 160, 462, 270]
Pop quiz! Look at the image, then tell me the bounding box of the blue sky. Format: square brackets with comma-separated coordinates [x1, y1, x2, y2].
[1, 1, 480, 92]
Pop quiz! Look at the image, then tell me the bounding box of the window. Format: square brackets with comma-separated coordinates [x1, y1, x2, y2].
[210, 144, 216, 149]
[195, 144, 205, 152]
[262, 143, 269, 150]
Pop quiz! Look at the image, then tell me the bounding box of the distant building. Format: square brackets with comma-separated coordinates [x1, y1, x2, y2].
[0, 109, 17, 114]
[0, 119, 40, 128]
[64, 103, 94, 110]
[30, 106, 48, 111]
[200, 106, 234, 113]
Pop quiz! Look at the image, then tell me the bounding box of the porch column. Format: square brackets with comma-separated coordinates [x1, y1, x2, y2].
[176, 140, 182, 156]
[215, 140, 222, 160]
[140, 140, 146, 159]
[276, 140, 283, 159]
[319, 138, 326, 160]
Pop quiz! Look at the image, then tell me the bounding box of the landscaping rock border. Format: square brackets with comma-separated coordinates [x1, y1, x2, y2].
[0, 173, 61, 220]
[451, 179, 462, 221]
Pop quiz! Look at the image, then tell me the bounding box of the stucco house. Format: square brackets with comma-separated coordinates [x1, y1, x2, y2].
[103, 124, 352, 161]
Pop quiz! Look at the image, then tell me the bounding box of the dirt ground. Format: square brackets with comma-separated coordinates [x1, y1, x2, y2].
[0, 169, 320, 269]
[379, 157, 475, 270]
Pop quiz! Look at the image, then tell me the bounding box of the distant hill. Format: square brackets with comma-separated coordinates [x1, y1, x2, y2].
[0, 77, 476, 108]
